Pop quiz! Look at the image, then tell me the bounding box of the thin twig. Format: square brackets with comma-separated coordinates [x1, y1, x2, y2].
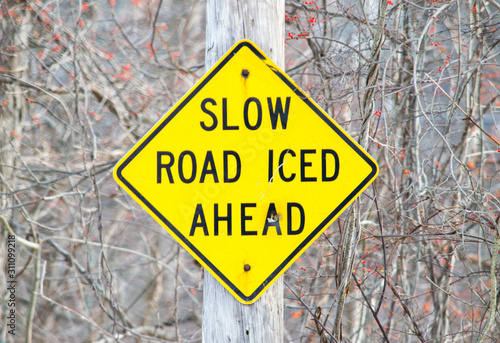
[425, 73, 500, 148]
[284, 281, 338, 343]
[476, 220, 500, 343]
[352, 273, 391, 342]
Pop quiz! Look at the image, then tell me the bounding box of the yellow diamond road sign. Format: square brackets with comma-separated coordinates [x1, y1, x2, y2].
[114, 40, 378, 304]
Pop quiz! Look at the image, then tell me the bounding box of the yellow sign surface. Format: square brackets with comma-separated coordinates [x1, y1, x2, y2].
[114, 40, 378, 304]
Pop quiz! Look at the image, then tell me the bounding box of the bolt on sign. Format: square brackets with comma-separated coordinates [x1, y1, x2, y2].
[114, 40, 378, 304]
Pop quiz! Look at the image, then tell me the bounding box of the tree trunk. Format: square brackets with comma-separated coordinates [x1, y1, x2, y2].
[202, 1, 284, 342]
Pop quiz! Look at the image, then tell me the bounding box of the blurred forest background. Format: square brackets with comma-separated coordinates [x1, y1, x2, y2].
[1, 0, 500, 342]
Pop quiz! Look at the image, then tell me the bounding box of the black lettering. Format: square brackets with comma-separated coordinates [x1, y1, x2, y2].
[268, 97, 290, 129]
[157, 151, 174, 183]
[300, 149, 317, 182]
[200, 98, 218, 131]
[268, 150, 274, 182]
[178, 151, 197, 183]
[287, 203, 305, 235]
[243, 97, 262, 130]
[223, 98, 239, 130]
[200, 151, 219, 183]
[263, 203, 282, 235]
[241, 203, 257, 235]
[279, 149, 296, 182]
[322, 149, 339, 181]
[190, 204, 209, 236]
[224, 151, 241, 183]
[215, 204, 232, 236]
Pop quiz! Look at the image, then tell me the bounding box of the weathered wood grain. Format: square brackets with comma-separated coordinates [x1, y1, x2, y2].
[203, 1, 284, 342]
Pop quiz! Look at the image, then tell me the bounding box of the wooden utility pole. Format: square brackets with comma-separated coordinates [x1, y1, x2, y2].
[203, 1, 285, 341]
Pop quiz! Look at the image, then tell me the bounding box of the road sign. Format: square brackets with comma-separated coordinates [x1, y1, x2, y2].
[113, 40, 378, 304]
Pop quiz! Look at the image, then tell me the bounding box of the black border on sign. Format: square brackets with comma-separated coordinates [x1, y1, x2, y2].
[116, 41, 378, 302]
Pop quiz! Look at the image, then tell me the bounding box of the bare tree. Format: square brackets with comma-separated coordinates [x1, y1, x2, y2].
[1, 0, 499, 342]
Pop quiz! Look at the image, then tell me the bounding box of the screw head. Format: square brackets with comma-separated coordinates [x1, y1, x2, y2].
[244, 264, 251, 272]
[242, 69, 249, 77]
